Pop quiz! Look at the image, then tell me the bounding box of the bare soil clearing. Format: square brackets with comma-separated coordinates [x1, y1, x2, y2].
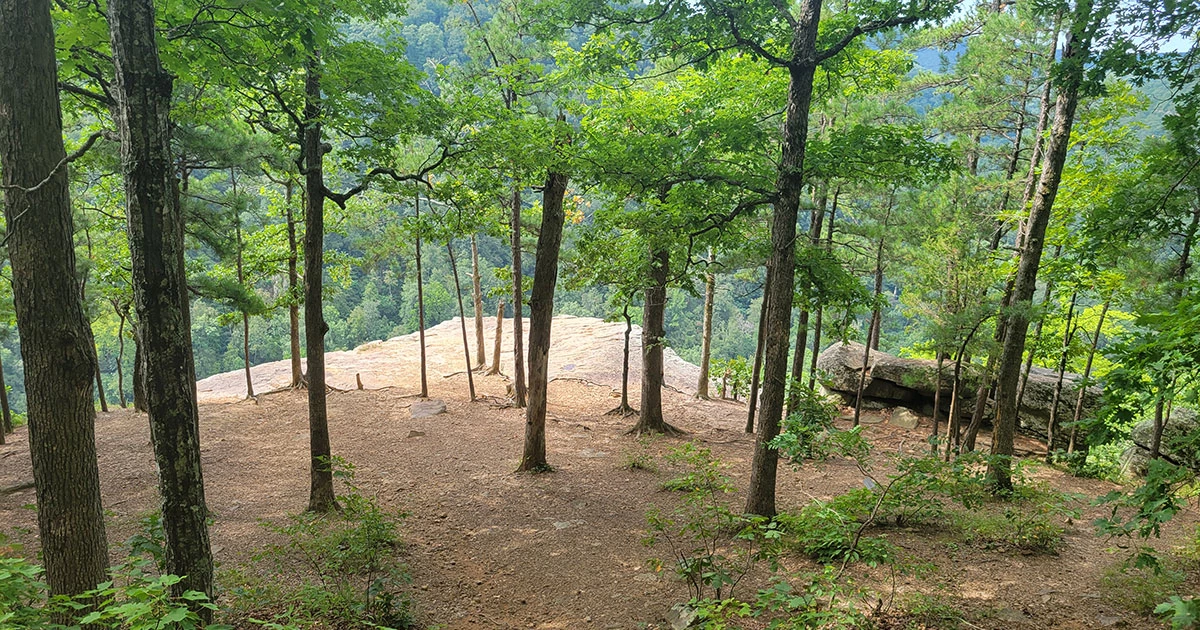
[2, 316, 1196, 629]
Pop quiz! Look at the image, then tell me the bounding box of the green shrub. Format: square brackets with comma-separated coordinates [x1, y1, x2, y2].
[0, 555, 222, 630]
[251, 457, 414, 629]
[646, 443, 782, 601]
[1101, 563, 1187, 615]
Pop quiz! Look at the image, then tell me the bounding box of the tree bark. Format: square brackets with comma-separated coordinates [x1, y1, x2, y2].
[789, 190, 826, 414]
[931, 351, 945, 455]
[808, 189, 838, 391]
[1045, 291, 1077, 458]
[300, 38, 337, 513]
[1068, 298, 1109, 453]
[448, 241, 477, 402]
[746, 7, 821, 517]
[133, 323, 148, 412]
[511, 185, 527, 407]
[0, 0, 109, 600]
[415, 190, 429, 398]
[630, 246, 679, 435]
[286, 181, 304, 388]
[746, 289, 769, 433]
[109, 0, 215, 609]
[487, 300, 504, 376]
[471, 235, 486, 368]
[92, 329, 109, 413]
[115, 305, 128, 408]
[607, 303, 637, 416]
[236, 213, 255, 399]
[0, 352, 11, 435]
[519, 171, 568, 471]
[988, 0, 1093, 492]
[695, 249, 716, 400]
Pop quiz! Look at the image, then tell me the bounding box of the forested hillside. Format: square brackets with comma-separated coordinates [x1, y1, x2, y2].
[2, 0, 1199, 626]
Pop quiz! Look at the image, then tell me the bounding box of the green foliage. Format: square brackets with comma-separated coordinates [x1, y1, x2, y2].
[646, 444, 782, 601]
[1101, 564, 1188, 616]
[685, 568, 872, 629]
[622, 434, 659, 472]
[251, 457, 414, 629]
[772, 385, 839, 462]
[712, 357, 751, 401]
[1095, 458, 1194, 572]
[1156, 596, 1199, 629]
[0, 555, 223, 630]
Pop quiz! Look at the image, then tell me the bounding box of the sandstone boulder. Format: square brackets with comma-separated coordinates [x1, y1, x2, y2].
[816, 342, 1102, 441]
[1121, 407, 1200, 475]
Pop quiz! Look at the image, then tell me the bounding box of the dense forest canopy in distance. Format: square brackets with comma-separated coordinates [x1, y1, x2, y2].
[2, 0, 1200, 626]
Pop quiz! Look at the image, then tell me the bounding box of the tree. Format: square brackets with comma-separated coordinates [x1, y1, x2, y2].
[519, 169, 570, 471]
[108, 0, 215, 610]
[0, 0, 110, 603]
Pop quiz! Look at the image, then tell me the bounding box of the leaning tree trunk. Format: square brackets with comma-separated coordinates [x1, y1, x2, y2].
[0, 0, 110, 601]
[1068, 298, 1109, 453]
[286, 182, 304, 388]
[447, 241, 477, 402]
[1045, 291, 1078, 459]
[511, 185, 527, 407]
[745, 10, 821, 518]
[414, 190, 429, 397]
[988, 0, 1093, 492]
[109, 0, 215, 611]
[746, 289, 769, 433]
[519, 171, 568, 472]
[695, 249, 716, 400]
[299, 39, 337, 514]
[471, 235, 486, 368]
[630, 246, 680, 435]
[487, 300, 504, 376]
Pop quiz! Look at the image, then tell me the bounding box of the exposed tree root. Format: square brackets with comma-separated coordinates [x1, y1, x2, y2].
[625, 419, 685, 437]
[605, 403, 638, 417]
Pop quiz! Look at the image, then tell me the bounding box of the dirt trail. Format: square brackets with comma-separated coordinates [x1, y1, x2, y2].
[2, 318, 1196, 629]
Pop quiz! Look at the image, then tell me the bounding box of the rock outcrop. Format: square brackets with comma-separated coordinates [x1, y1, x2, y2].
[1121, 407, 1200, 475]
[816, 342, 1102, 442]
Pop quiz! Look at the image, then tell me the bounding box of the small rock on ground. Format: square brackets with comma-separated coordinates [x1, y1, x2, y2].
[410, 399, 447, 418]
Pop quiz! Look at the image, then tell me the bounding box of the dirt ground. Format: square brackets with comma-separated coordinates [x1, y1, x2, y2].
[2, 317, 1197, 629]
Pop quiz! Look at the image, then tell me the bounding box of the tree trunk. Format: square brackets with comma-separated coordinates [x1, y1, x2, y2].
[746, 11, 820, 517]
[415, 190, 429, 398]
[237, 214, 254, 399]
[607, 303, 637, 416]
[746, 289, 769, 433]
[472, 235, 486, 368]
[133, 323, 148, 412]
[1151, 398, 1165, 460]
[695, 249, 716, 400]
[629, 246, 679, 435]
[789, 191, 826, 414]
[519, 171, 568, 471]
[93, 333, 109, 413]
[487, 300, 504, 376]
[1068, 298, 1110, 453]
[511, 185, 527, 407]
[447, 241, 477, 402]
[299, 39, 337, 514]
[932, 351, 945, 455]
[854, 221, 889, 427]
[0, 0, 110, 602]
[116, 306, 128, 408]
[988, 0, 1093, 492]
[0, 352, 11, 435]
[286, 181, 304, 388]
[1045, 291, 1077, 459]
[109, 0, 215, 610]
[808, 188, 838, 391]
